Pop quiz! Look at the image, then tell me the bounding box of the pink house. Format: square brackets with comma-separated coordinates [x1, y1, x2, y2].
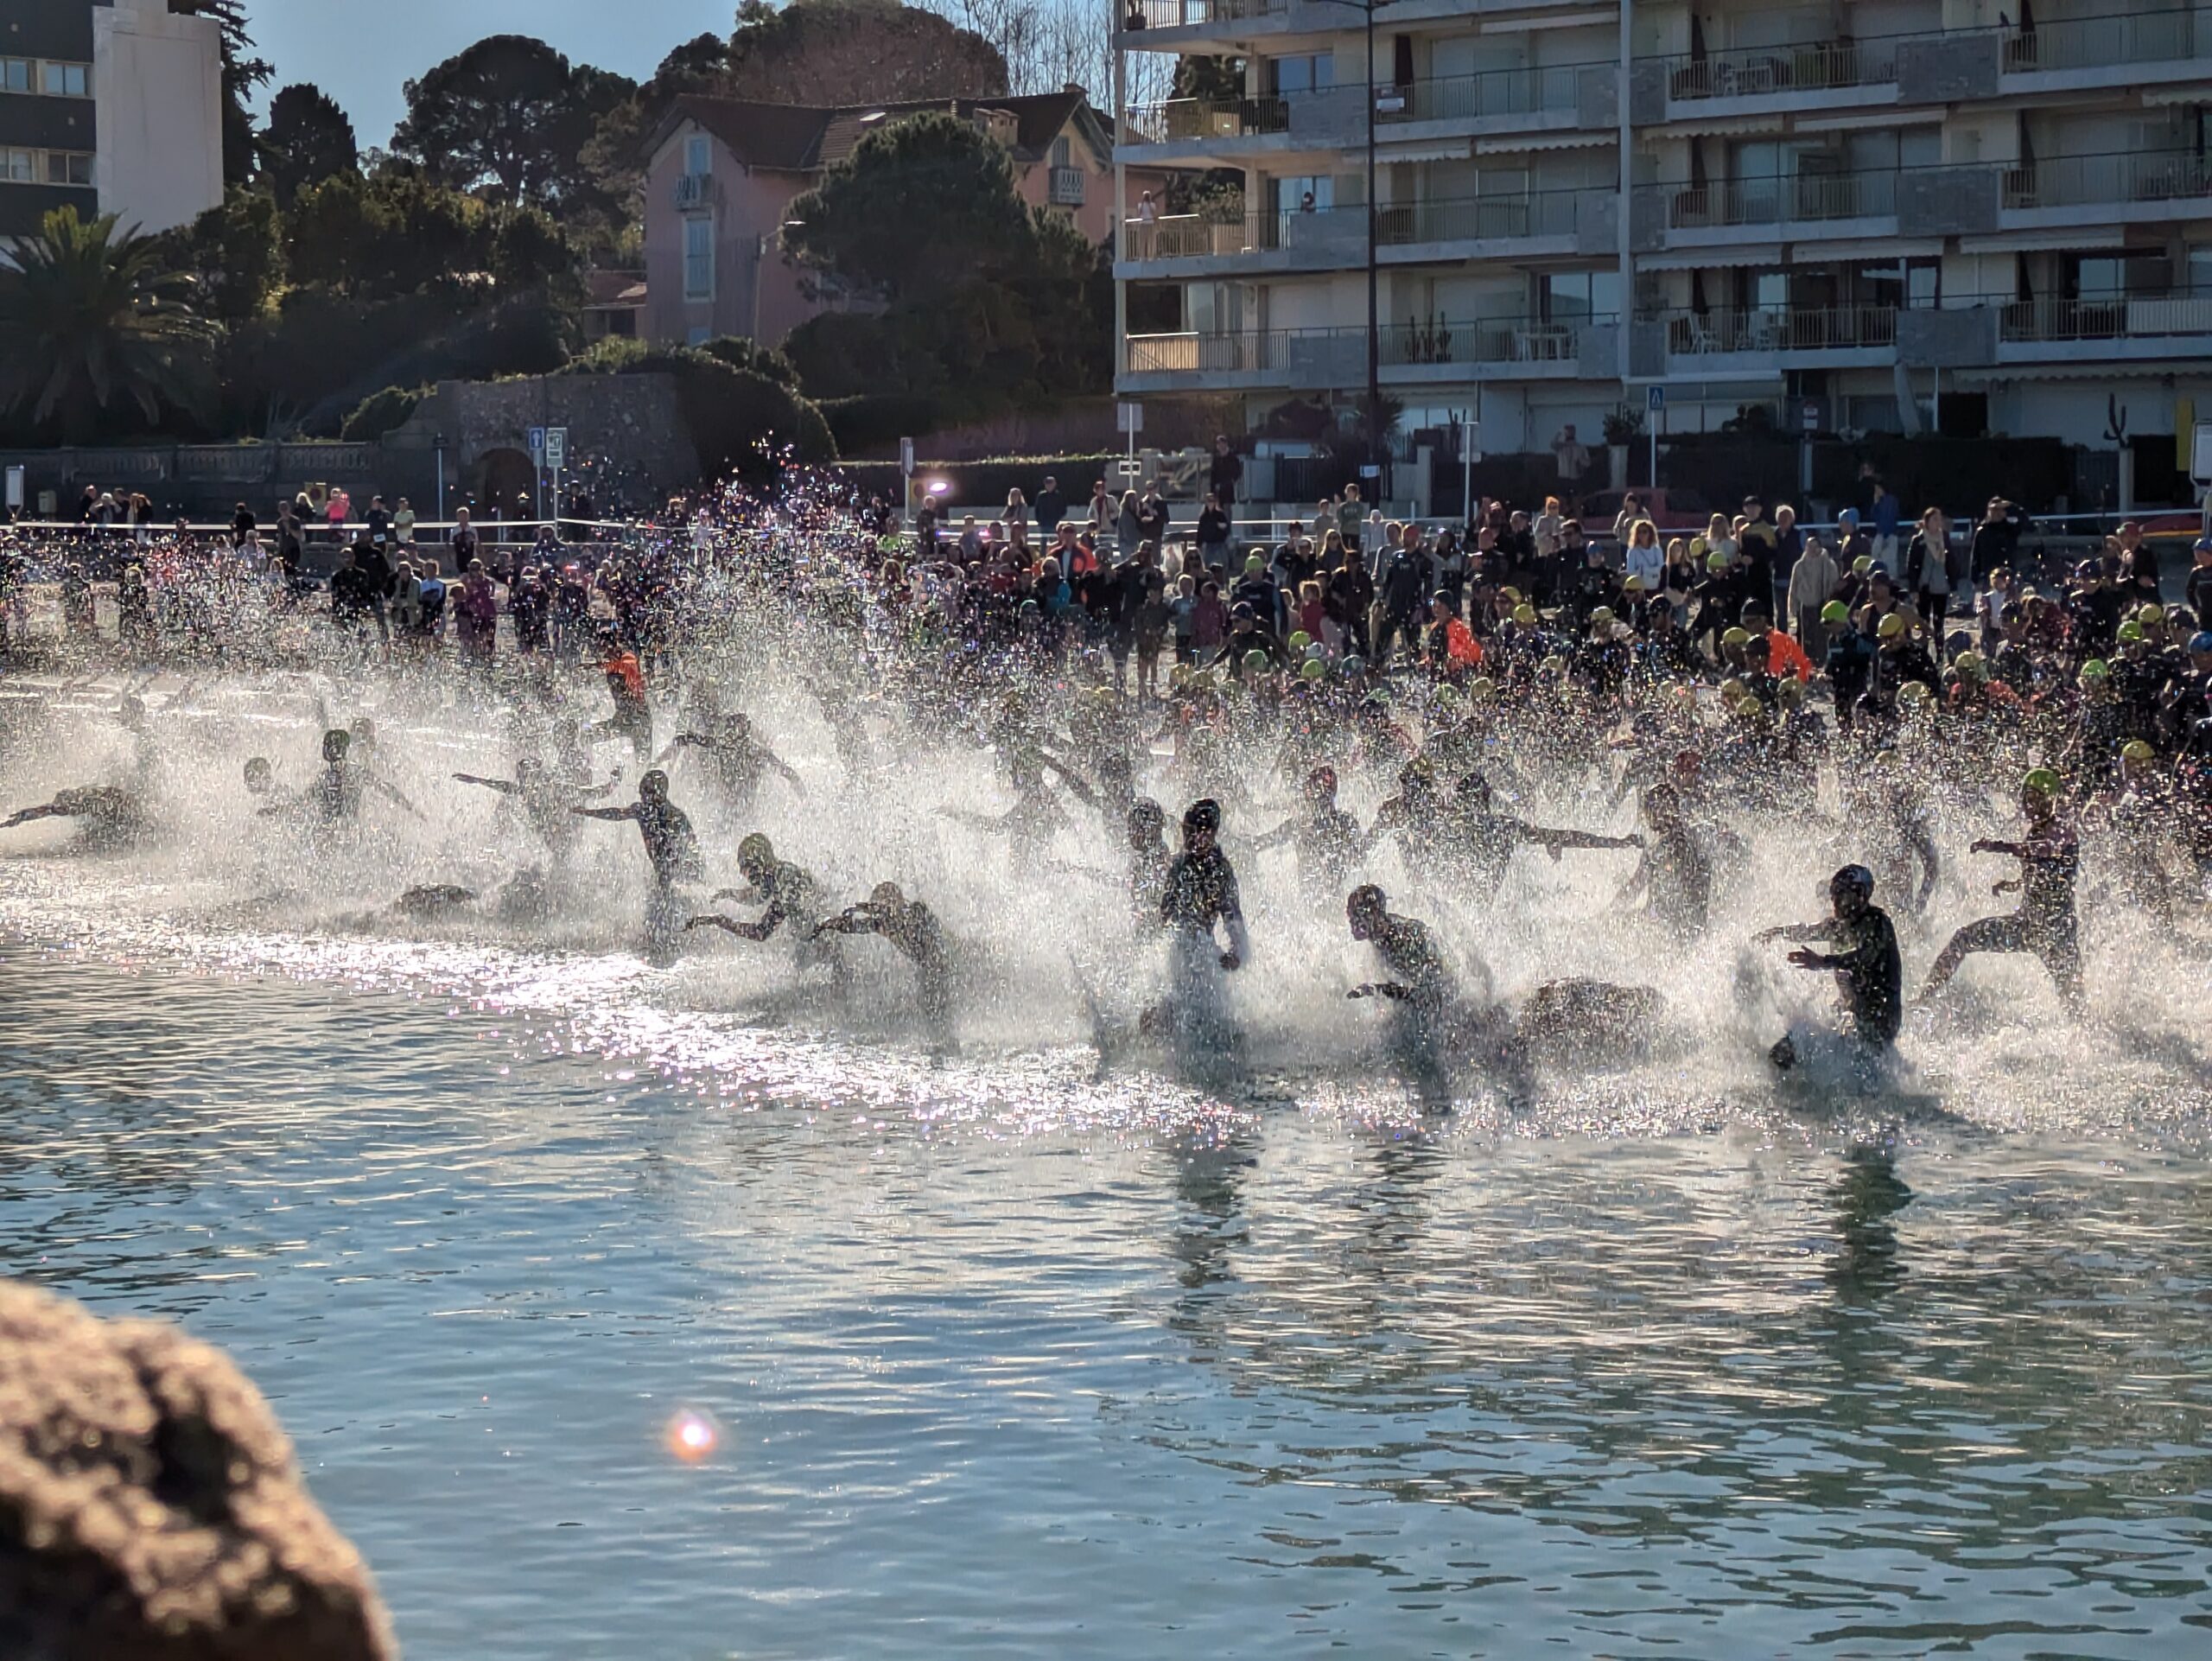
[639, 88, 1131, 348]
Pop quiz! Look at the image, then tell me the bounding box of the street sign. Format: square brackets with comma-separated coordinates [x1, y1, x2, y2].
[527, 426, 546, 460]
[544, 427, 568, 468]
[2191, 422, 2212, 483]
[899, 436, 915, 474]
[1117, 401, 1144, 434]
[1801, 400, 1820, 435]
[3, 466, 21, 512]
[1647, 385, 1665, 411]
[1116, 460, 1144, 477]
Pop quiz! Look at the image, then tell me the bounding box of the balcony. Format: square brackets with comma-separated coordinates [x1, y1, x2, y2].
[1122, 186, 1609, 271]
[671, 172, 711, 208]
[1656, 305, 1899, 368]
[2002, 150, 2212, 213]
[1048, 165, 1086, 206]
[1645, 169, 1895, 239]
[1120, 61, 1602, 156]
[1118, 317, 1608, 392]
[2002, 10, 2203, 75]
[1660, 39, 1898, 104]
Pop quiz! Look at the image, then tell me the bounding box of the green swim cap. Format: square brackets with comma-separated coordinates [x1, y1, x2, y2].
[2023, 767, 2061, 797]
[2120, 738, 2155, 761]
[2116, 620, 2144, 643]
[2078, 658, 2110, 681]
[1244, 648, 1271, 675]
[1721, 626, 1751, 647]
[1300, 657, 1325, 680]
[1707, 550, 1730, 573]
[1821, 600, 1850, 625]
[1513, 603, 1537, 627]
[1287, 630, 1311, 652]
[739, 832, 774, 866]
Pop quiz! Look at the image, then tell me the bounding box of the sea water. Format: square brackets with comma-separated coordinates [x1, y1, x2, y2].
[3, 671, 2210, 1658]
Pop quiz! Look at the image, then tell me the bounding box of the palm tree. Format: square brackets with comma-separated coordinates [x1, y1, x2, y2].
[0, 207, 219, 442]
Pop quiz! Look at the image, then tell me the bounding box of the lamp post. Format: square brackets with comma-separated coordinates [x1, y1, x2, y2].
[1307, 0, 1393, 494]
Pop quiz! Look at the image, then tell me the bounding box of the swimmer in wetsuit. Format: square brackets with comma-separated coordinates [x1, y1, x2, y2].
[652, 711, 804, 812]
[1, 785, 150, 843]
[573, 768, 700, 891]
[1756, 863, 1903, 1072]
[687, 831, 823, 944]
[1345, 882, 1458, 1098]
[1251, 766, 1370, 904]
[310, 729, 419, 823]
[813, 881, 956, 1048]
[1440, 771, 1643, 902]
[1919, 767, 2086, 1017]
[1139, 799, 1249, 1054]
[454, 758, 616, 858]
[1124, 797, 1172, 926]
[1615, 780, 1713, 938]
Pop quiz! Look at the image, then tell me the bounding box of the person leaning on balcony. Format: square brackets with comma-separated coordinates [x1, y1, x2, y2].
[1786, 529, 1841, 646]
[1135, 188, 1159, 258]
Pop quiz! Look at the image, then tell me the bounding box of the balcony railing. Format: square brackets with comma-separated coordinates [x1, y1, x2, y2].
[1999, 293, 2212, 341]
[1654, 11, 2205, 105]
[1658, 169, 1896, 230]
[1122, 187, 1599, 260]
[1122, 317, 1603, 377]
[1124, 61, 1596, 146]
[1663, 39, 1899, 101]
[1048, 165, 1086, 206]
[1121, 0, 1287, 28]
[2003, 10, 2200, 73]
[1659, 305, 1899, 354]
[2002, 150, 2212, 210]
[671, 172, 710, 208]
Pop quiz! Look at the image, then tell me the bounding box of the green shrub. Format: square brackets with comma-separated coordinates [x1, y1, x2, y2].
[339, 384, 426, 442]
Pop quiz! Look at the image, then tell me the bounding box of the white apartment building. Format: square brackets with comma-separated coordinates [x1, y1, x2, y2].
[0, 1, 223, 245]
[1112, 0, 2212, 494]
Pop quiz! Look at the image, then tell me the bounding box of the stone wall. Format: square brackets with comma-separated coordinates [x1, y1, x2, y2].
[388, 374, 696, 514]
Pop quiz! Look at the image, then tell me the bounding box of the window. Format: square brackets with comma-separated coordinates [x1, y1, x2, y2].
[0, 150, 33, 183]
[1268, 54, 1334, 95]
[1541, 270, 1619, 324]
[45, 150, 92, 187]
[683, 133, 709, 176]
[41, 61, 89, 98]
[1051, 136, 1071, 169]
[2070, 251, 2171, 298]
[1273, 175, 1333, 213]
[683, 215, 715, 301]
[0, 60, 28, 93]
[686, 325, 712, 347]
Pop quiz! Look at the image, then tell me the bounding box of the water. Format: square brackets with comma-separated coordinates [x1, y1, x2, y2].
[3, 665, 2211, 1656]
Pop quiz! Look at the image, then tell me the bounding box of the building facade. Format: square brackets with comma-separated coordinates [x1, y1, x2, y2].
[1113, 0, 2212, 488]
[640, 88, 1135, 348]
[0, 0, 222, 243]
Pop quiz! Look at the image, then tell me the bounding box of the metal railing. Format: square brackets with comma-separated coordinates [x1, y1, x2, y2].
[1999, 292, 2212, 341]
[2003, 10, 2200, 73]
[1654, 10, 2205, 105]
[1122, 317, 1599, 376]
[2001, 149, 2212, 209]
[1125, 60, 1596, 144]
[1656, 168, 1897, 230]
[1120, 0, 1287, 28]
[1047, 165, 1086, 205]
[1662, 38, 1899, 100]
[1657, 304, 1899, 354]
[1122, 186, 1599, 260]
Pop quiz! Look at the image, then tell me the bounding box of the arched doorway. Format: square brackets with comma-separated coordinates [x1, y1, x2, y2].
[473, 448, 538, 530]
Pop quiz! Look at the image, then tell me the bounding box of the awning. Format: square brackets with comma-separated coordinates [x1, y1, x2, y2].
[1477, 130, 1612, 155]
[1635, 245, 1784, 271]
[1376, 141, 1472, 165]
[1787, 237, 1943, 261]
[1955, 360, 2184, 384]
[1959, 229, 2144, 254]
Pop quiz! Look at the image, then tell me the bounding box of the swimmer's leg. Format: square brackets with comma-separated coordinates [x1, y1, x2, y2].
[1918, 913, 2024, 1002]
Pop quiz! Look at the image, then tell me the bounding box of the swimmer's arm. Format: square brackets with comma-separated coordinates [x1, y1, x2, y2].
[574, 773, 624, 800]
[1528, 824, 1644, 855]
[710, 882, 767, 904]
[1, 803, 64, 827]
[1613, 855, 1651, 907]
[1907, 821, 1940, 907]
[761, 748, 805, 791]
[1756, 920, 1829, 945]
[648, 735, 704, 767]
[573, 805, 638, 821]
[452, 773, 518, 795]
[1249, 818, 1297, 851]
[371, 778, 422, 816]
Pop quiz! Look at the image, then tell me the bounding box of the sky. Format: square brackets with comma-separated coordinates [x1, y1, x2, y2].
[247, 1, 740, 147]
